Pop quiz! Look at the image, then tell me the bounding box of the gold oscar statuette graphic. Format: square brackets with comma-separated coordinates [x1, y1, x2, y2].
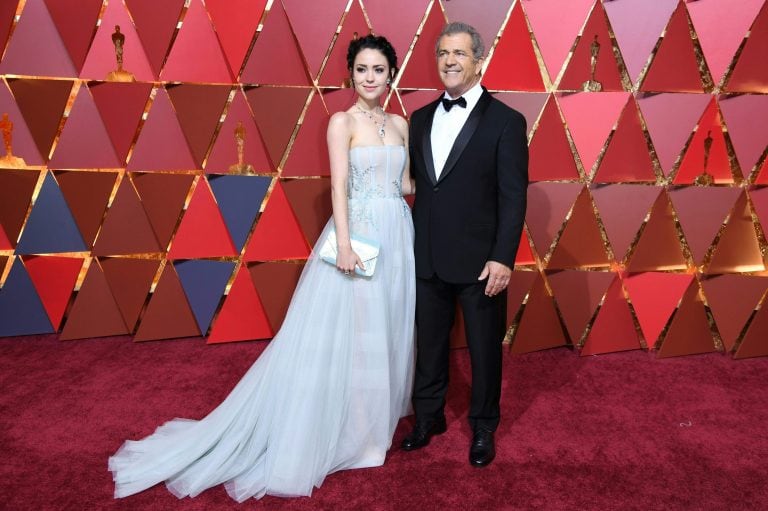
[582, 35, 603, 92]
[106, 25, 136, 82]
[0, 113, 27, 168]
[694, 130, 715, 186]
[228, 121, 255, 175]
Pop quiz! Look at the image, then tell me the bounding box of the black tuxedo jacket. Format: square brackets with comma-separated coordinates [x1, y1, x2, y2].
[410, 88, 529, 283]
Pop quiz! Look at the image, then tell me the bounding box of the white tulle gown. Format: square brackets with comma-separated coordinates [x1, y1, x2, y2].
[109, 145, 415, 501]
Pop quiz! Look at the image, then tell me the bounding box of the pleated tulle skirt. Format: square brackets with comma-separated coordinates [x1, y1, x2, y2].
[109, 196, 415, 501]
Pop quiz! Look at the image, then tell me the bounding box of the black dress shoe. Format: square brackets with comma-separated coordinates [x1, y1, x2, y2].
[400, 417, 447, 451]
[469, 428, 495, 467]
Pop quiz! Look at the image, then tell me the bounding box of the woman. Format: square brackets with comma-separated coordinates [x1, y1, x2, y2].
[109, 35, 415, 501]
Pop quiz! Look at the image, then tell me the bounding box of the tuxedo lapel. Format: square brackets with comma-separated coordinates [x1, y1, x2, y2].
[437, 90, 492, 184]
[421, 100, 441, 186]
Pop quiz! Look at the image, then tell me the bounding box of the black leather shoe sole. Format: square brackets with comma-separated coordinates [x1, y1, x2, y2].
[400, 418, 448, 451]
[469, 448, 495, 467]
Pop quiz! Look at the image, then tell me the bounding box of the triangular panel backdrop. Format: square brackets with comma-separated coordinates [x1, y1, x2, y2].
[1, 0, 767, 358]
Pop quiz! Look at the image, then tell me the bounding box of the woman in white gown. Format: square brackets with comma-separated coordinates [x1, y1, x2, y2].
[109, 35, 415, 502]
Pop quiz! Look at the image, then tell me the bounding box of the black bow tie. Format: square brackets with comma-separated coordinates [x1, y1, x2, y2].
[441, 96, 467, 112]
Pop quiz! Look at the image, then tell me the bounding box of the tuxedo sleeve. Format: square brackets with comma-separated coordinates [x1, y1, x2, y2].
[489, 111, 528, 267]
[408, 111, 419, 169]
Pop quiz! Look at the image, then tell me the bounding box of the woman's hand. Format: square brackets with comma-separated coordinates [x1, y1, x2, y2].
[336, 246, 365, 275]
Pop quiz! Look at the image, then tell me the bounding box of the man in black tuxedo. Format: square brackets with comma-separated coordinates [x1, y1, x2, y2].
[401, 22, 528, 467]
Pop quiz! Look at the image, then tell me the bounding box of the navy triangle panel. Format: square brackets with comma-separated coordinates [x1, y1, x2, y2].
[174, 260, 236, 334]
[208, 175, 271, 251]
[15, 172, 87, 255]
[0, 258, 54, 336]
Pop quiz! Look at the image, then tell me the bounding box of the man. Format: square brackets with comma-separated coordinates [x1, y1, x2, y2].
[402, 22, 528, 467]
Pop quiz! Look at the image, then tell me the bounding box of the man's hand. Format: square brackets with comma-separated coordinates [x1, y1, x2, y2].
[478, 261, 512, 297]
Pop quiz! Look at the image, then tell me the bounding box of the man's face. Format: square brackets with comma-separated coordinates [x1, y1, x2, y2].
[436, 33, 483, 97]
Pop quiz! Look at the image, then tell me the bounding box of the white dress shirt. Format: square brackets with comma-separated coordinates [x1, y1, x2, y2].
[430, 81, 484, 180]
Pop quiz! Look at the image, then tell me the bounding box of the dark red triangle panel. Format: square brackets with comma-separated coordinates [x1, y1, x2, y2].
[8, 79, 73, 161]
[124, 0, 185, 77]
[132, 172, 195, 250]
[281, 178, 333, 246]
[0, 169, 39, 247]
[249, 261, 304, 333]
[100, 257, 160, 332]
[91, 176, 161, 256]
[133, 263, 201, 342]
[59, 259, 129, 340]
[167, 84, 232, 167]
[55, 171, 118, 248]
[43, 0, 102, 73]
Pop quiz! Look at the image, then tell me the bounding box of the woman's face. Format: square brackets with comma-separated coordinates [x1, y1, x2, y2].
[352, 48, 390, 103]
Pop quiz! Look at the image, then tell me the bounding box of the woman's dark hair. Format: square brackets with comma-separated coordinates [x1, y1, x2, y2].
[346, 34, 398, 75]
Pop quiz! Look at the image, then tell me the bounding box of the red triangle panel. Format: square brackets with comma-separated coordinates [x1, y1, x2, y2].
[640, 2, 705, 92]
[559, 1, 625, 92]
[318, 1, 371, 87]
[207, 265, 274, 343]
[168, 178, 237, 259]
[397, 2, 446, 89]
[240, 0, 310, 86]
[48, 85, 121, 169]
[624, 272, 693, 349]
[527, 96, 580, 181]
[160, 0, 232, 83]
[79, 0, 155, 81]
[23, 255, 82, 329]
[127, 88, 197, 171]
[581, 276, 641, 355]
[205, 0, 267, 78]
[242, 181, 310, 261]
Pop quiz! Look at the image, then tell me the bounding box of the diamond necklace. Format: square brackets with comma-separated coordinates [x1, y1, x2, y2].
[355, 103, 386, 139]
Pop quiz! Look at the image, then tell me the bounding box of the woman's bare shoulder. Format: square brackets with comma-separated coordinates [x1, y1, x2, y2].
[388, 113, 408, 129]
[329, 110, 354, 127]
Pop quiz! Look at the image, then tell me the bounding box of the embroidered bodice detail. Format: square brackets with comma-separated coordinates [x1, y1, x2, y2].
[347, 145, 408, 227]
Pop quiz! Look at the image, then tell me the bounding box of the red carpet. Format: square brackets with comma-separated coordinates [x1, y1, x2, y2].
[1, 334, 767, 510]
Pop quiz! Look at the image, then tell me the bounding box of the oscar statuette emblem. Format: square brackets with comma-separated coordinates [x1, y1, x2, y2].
[694, 130, 715, 186]
[0, 113, 27, 168]
[228, 121, 255, 175]
[106, 25, 135, 82]
[582, 35, 603, 92]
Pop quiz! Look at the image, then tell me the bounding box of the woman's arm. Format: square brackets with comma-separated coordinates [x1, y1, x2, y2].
[327, 112, 364, 273]
[393, 115, 415, 195]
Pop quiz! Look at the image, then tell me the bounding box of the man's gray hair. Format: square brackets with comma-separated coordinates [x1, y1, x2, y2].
[435, 22, 485, 60]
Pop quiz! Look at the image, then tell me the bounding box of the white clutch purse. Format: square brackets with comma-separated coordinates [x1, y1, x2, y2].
[319, 228, 380, 277]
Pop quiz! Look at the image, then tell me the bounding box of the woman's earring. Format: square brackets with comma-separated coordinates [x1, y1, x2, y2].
[386, 79, 391, 85]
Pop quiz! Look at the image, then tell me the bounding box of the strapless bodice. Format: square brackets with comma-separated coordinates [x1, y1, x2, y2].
[347, 145, 406, 200]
